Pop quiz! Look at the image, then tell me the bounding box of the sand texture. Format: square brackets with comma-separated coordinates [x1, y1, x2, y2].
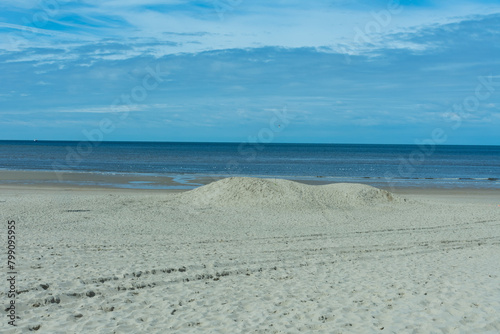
[1, 177, 500, 333]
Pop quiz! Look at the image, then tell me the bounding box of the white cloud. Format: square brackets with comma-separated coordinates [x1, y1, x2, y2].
[78, 1, 500, 55]
[3, 1, 499, 57]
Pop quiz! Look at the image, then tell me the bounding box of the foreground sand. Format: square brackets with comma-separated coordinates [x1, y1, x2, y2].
[1, 178, 499, 333]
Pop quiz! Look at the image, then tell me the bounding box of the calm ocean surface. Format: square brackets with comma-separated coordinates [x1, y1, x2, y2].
[1, 141, 499, 189]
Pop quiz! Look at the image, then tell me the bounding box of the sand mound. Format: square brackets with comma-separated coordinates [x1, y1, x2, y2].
[180, 177, 400, 209]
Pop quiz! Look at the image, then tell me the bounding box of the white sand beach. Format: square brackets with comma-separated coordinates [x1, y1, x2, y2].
[1, 177, 500, 333]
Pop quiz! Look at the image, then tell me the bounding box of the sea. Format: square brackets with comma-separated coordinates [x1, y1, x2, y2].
[1, 140, 499, 190]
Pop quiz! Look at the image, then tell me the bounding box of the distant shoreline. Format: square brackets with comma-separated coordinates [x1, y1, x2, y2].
[1, 141, 499, 190]
[1, 169, 499, 191]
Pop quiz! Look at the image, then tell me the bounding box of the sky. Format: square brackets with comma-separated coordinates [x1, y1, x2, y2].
[1, 0, 500, 144]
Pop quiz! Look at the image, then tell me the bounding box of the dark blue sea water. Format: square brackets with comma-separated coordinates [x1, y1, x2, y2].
[0, 141, 499, 189]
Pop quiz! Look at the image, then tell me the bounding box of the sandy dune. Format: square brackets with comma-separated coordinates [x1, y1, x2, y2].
[1, 177, 499, 333]
[182, 177, 402, 208]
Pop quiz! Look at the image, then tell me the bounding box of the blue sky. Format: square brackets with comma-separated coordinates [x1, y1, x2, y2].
[1, 0, 500, 144]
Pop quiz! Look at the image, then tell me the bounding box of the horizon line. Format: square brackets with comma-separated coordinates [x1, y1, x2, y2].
[0, 139, 498, 147]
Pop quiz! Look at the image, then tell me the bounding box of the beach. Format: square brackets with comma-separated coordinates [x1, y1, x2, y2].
[4, 0, 500, 332]
[1, 177, 500, 333]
